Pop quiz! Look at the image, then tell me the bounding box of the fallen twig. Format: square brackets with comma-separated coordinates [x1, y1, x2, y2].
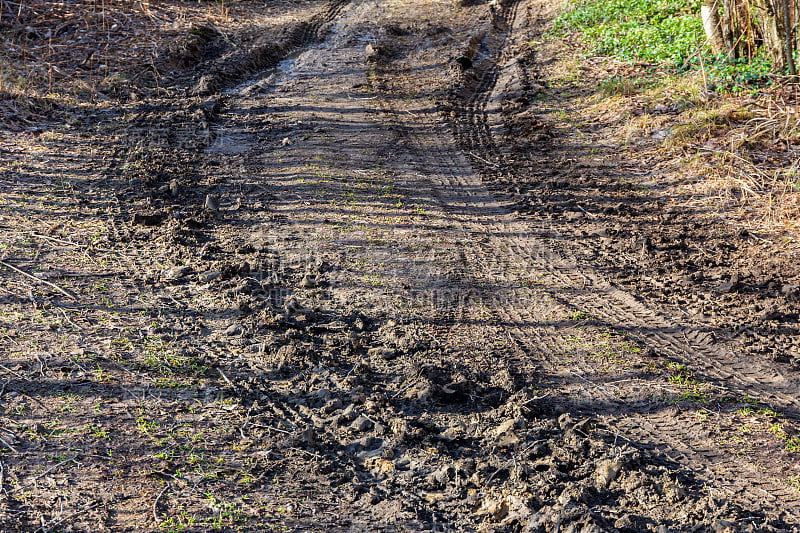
[217, 367, 234, 387]
[578, 449, 637, 470]
[467, 151, 500, 167]
[152, 483, 170, 526]
[34, 454, 79, 480]
[249, 423, 293, 435]
[568, 370, 616, 397]
[56, 272, 121, 278]
[27, 234, 116, 258]
[486, 439, 546, 485]
[0, 260, 77, 301]
[392, 377, 420, 398]
[575, 204, 598, 218]
[519, 391, 551, 405]
[0, 435, 19, 454]
[0, 364, 24, 379]
[30, 233, 85, 248]
[54, 307, 82, 331]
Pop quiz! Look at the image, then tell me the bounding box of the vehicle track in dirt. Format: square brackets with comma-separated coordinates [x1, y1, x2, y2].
[195, 0, 770, 527]
[447, 0, 800, 420]
[4, 0, 800, 530]
[368, 0, 800, 523]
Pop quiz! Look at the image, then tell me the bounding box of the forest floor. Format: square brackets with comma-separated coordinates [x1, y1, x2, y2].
[2, 0, 800, 531]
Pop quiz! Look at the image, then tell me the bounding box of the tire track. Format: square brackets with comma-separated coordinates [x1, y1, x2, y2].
[371, 0, 800, 520]
[444, 0, 800, 416]
[194, 0, 352, 95]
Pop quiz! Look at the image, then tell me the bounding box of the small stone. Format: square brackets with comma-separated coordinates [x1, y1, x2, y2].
[726, 272, 741, 292]
[351, 391, 366, 404]
[368, 347, 397, 360]
[300, 426, 316, 446]
[339, 404, 358, 424]
[197, 270, 221, 283]
[314, 388, 332, 402]
[367, 456, 395, 475]
[432, 465, 453, 485]
[365, 43, 381, 61]
[495, 432, 519, 447]
[482, 499, 509, 521]
[781, 284, 800, 300]
[557, 413, 575, 430]
[664, 482, 686, 502]
[162, 266, 192, 281]
[595, 459, 623, 489]
[299, 274, 317, 289]
[350, 415, 373, 432]
[284, 297, 301, 314]
[204, 194, 219, 211]
[714, 520, 737, 533]
[441, 422, 466, 440]
[322, 398, 342, 414]
[224, 324, 242, 336]
[494, 419, 516, 437]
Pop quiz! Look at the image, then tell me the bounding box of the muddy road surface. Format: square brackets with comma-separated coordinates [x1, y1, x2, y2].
[2, 0, 800, 530]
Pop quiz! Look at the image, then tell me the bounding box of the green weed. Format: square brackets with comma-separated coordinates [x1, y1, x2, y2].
[767, 422, 800, 453]
[137, 416, 159, 435]
[568, 310, 591, 321]
[554, 0, 779, 85]
[553, 0, 704, 66]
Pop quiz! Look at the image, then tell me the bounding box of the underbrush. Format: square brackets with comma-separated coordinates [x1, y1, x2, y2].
[553, 0, 704, 67]
[552, 0, 776, 87]
[550, 0, 800, 236]
[0, 0, 239, 121]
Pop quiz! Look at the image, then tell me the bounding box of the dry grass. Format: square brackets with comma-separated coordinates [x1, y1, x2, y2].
[665, 103, 753, 148]
[0, 0, 257, 105]
[584, 64, 800, 235]
[674, 83, 800, 235]
[683, 149, 800, 234]
[745, 85, 800, 143]
[538, 19, 800, 238]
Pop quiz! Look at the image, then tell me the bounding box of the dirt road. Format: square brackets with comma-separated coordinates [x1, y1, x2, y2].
[2, 0, 800, 530]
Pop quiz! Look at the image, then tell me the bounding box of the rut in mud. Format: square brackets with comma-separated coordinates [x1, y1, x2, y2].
[1, 0, 800, 531]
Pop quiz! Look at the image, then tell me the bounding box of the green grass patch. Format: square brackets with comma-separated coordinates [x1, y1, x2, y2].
[553, 0, 704, 67]
[553, 0, 776, 87]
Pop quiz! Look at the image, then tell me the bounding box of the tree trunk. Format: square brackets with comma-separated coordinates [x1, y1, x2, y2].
[753, 0, 785, 69]
[722, 0, 737, 57]
[780, 0, 797, 75]
[702, 0, 727, 54]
